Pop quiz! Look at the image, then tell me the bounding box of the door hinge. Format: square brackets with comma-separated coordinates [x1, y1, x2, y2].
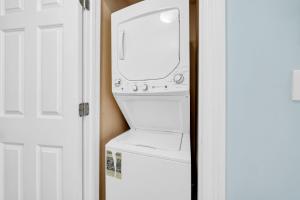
[79, 103, 89, 117]
[79, 0, 90, 10]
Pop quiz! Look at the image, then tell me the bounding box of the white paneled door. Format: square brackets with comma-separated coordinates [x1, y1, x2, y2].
[0, 1, 83, 200]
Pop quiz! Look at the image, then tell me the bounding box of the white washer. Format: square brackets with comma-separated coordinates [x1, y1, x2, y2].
[106, 1, 191, 200]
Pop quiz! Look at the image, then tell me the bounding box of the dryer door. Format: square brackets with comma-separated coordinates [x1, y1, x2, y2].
[112, 0, 189, 81]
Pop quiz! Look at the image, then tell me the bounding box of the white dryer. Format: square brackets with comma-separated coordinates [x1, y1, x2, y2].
[106, 0, 191, 200]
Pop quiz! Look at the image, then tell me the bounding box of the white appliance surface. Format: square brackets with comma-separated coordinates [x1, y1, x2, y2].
[122, 130, 183, 151]
[111, 0, 190, 94]
[107, 130, 191, 162]
[107, 0, 191, 200]
[114, 94, 190, 134]
[106, 144, 191, 200]
[116, 9, 180, 81]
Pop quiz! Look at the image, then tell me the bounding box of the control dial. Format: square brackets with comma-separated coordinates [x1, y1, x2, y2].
[132, 85, 138, 92]
[174, 74, 184, 84]
[141, 84, 148, 91]
[114, 79, 121, 87]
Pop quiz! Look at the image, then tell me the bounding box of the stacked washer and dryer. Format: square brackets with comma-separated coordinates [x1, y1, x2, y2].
[106, 0, 191, 200]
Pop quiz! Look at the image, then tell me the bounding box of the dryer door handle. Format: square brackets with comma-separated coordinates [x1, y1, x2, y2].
[119, 30, 125, 60]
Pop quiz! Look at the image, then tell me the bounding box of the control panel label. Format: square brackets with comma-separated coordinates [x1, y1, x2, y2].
[115, 152, 122, 179]
[106, 151, 115, 177]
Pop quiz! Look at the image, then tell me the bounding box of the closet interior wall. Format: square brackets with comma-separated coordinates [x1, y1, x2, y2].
[190, 0, 199, 199]
[100, 0, 198, 200]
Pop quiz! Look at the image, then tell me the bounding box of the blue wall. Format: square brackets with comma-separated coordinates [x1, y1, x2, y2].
[226, 0, 300, 199]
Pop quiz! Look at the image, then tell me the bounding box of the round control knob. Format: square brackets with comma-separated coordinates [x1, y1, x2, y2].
[141, 84, 148, 91]
[174, 74, 184, 84]
[114, 79, 121, 87]
[132, 85, 138, 91]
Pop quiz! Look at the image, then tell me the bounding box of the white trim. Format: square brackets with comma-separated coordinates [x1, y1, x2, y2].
[82, 1, 100, 200]
[198, 0, 226, 200]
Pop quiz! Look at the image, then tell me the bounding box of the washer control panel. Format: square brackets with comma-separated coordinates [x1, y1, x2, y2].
[112, 67, 189, 94]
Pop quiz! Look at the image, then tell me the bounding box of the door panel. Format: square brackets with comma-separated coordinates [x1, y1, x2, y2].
[1, 0, 24, 15]
[37, 25, 63, 118]
[36, 145, 62, 200]
[1, 29, 24, 116]
[0, 0, 83, 200]
[1, 143, 23, 200]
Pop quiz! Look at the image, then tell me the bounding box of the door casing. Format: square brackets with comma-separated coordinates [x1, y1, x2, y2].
[198, 0, 226, 200]
[82, 1, 100, 200]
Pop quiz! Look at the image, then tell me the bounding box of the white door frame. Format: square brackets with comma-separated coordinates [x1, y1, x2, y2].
[82, 0, 101, 200]
[198, 0, 226, 200]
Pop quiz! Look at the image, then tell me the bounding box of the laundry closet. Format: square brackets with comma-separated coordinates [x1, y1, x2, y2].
[100, 0, 198, 199]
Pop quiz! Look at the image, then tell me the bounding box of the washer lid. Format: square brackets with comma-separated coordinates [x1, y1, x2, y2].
[113, 8, 180, 81]
[124, 130, 183, 151]
[106, 130, 191, 163]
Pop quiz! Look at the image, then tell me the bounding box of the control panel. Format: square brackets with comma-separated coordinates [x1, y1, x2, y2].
[112, 67, 189, 94]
